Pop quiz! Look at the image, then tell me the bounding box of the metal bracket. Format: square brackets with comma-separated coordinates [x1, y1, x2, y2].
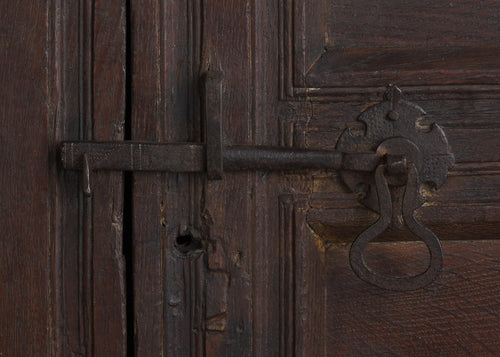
[60, 77, 454, 291]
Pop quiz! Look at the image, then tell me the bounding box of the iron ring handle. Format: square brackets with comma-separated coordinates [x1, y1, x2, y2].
[349, 164, 443, 291]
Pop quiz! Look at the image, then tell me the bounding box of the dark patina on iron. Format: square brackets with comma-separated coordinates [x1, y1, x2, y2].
[59, 77, 454, 291]
[337, 85, 454, 290]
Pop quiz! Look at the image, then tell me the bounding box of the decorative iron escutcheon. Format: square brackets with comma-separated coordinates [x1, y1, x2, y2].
[60, 73, 454, 291]
[337, 86, 454, 290]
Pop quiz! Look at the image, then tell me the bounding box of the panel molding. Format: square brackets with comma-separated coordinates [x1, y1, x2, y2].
[279, 195, 327, 357]
[280, 0, 500, 99]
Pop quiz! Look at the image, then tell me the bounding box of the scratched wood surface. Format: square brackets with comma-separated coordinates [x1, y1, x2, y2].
[90, 1, 127, 355]
[3, 0, 128, 355]
[123, 0, 500, 355]
[3, 0, 500, 355]
[129, 0, 205, 355]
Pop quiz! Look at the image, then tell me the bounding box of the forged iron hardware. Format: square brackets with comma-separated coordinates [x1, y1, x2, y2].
[62, 71, 376, 195]
[59, 75, 454, 291]
[349, 164, 443, 291]
[337, 85, 454, 290]
[61, 142, 377, 193]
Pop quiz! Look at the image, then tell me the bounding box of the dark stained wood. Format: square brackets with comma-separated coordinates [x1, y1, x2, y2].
[285, 0, 500, 94]
[201, 0, 256, 354]
[53, 0, 127, 355]
[3, 0, 500, 355]
[129, 0, 204, 355]
[325, 0, 500, 47]
[90, 1, 127, 355]
[55, 0, 85, 355]
[307, 46, 500, 87]
[0, 1, 51, 354]
[278, 0, 499, 354]
[249, 0, 282, 355]
[133, 0, 500, 355]
[129, 0, 164, 354]
[326, 240, 500, 356]
[287, 96, 500, 246]
[281, 197, 500, 356]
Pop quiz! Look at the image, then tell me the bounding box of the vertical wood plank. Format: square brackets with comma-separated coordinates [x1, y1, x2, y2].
[202, 1, 255, 355]
[130, 0, 164, 354]
[0, 0, 50, 355]
[91, 0, 127, 355]
[130, 1, 200, 355]
[54, 0, 85, 354]
[252, 0, 282, 355]
[161, 1, 202, 356]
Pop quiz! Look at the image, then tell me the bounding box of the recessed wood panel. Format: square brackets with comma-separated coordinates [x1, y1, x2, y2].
[327, 0, 500, 47]
[326, 241, 500, 356]
[281, 197, 500, 356]
[283, 0, 500, 95]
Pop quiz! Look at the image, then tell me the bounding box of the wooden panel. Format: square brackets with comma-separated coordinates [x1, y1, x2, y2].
[326, 241, 500, 356]
[252, 0, 283, 355]
[202, 1, 256, 355]
[130, 1, 204, 355]
[282, 0, 500, 95]
[130, 0, 166, 355]
[91, 1, 127, 356]
[326, 0, 500, 47]
[281, 197, 500, 356]
[52, 0, 127, 354]
[307, 198, 500, 243]
[0, 1, 50, 354]
[283, 96, 500, 244]
[306, 46, 500, 87]
[279, 196, 327, 356]
[54, 0, 84, 355]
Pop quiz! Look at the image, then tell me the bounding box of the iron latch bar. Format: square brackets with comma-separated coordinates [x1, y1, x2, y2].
[60, 141, 377, 174]
[59, 76, 455, 292]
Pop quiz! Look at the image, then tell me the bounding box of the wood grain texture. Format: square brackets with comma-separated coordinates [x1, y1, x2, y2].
[129, 0, 164, 354]
[281, 197, 500, 356]
[203, 1, 500, 355]
[54, 0, 86, 355]
[279, 196, 328, 357]
[284, 96, 500, 245]
[90, 0, 127, 355]
[0, 1, 51, 355]
[251, 0, 282, 355]
[283, 0, 500, 95]
[326, 240, 500, 356]
[307, 46, 500, 87]
[202, 1, 255, 355]
[326, 0, 500, 47]
[41, 0, 500, 355]
[130, 1, 204, 355]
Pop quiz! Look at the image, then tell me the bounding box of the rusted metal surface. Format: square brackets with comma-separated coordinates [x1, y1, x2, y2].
[337, 86, 453, 290]
[349, 164, 443, 291]
[60, 142, 206, 172]
[336, 85, 455, 212]
[60, 141, 369, 173]
[222, 146, 345, 171]
[59, 85, 454, 291]
[203, 71, 224, 180]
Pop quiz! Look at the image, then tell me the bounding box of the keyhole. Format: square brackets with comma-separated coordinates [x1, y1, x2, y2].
[175, 231, 203, 255]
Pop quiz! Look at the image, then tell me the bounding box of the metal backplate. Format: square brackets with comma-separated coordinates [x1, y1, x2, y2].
[336, 86, 455, 213]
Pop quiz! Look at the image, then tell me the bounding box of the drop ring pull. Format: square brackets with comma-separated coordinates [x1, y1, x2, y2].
[349, 164, 443, 291]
